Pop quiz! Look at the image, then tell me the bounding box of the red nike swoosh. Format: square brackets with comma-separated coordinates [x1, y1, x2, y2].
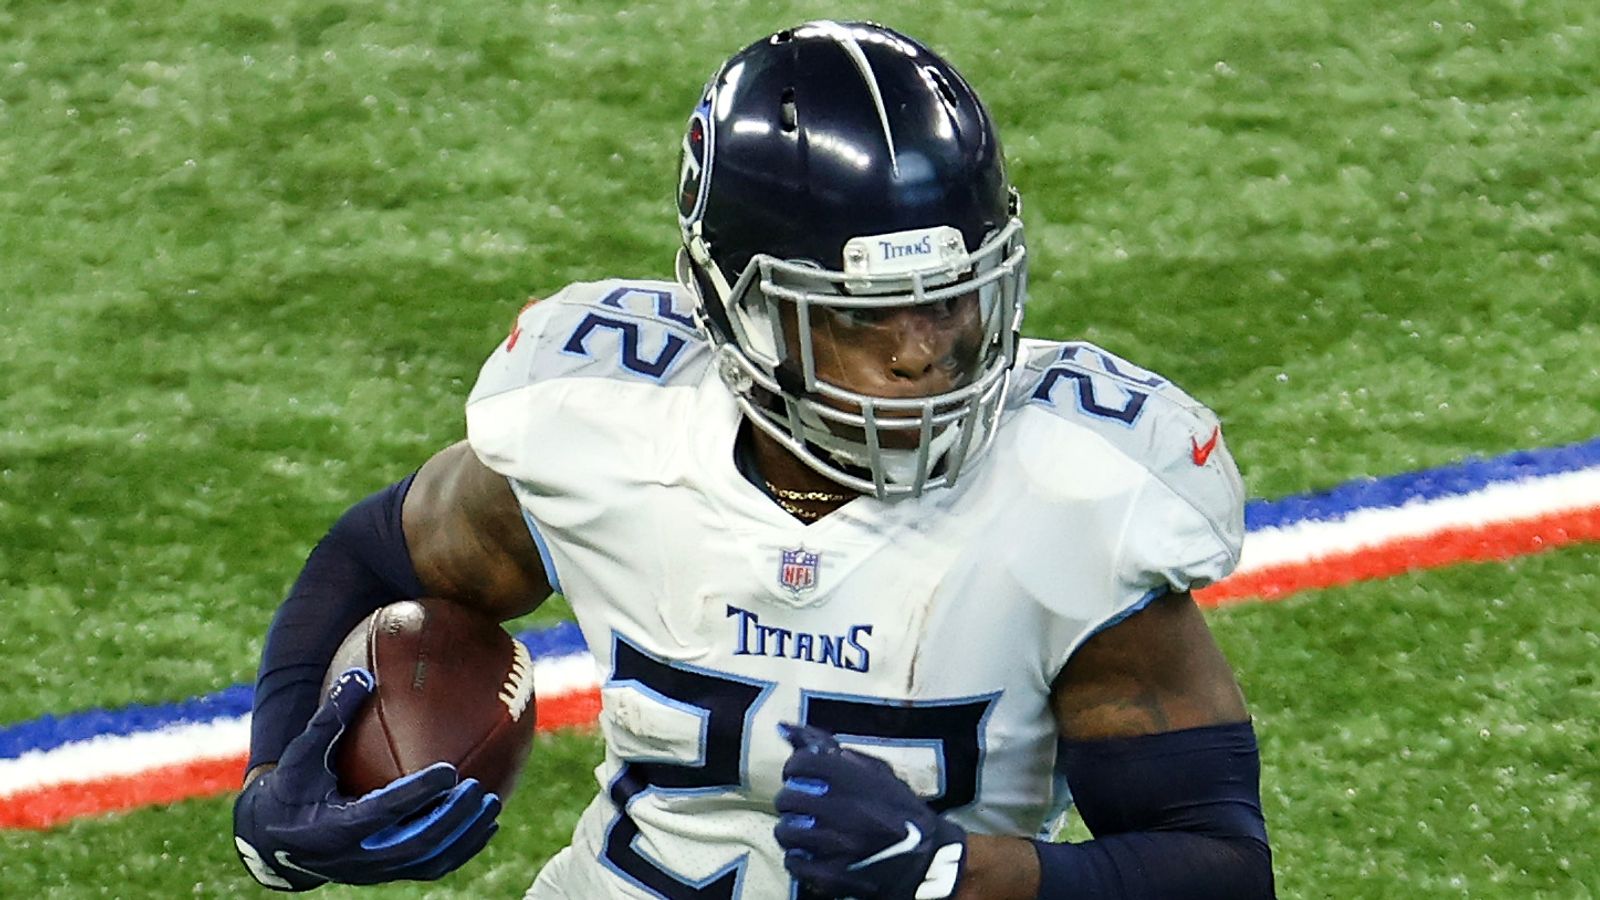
[1191, 427, 1221, 466]
[504, 296, 541, 351]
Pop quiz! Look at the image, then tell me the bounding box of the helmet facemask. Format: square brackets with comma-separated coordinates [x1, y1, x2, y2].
[681, 210, 1027, 499]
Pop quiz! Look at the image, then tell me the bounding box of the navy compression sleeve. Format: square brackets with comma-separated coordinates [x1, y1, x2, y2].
[1032, 720, 1274, 899]
[245, 476, 427, 774]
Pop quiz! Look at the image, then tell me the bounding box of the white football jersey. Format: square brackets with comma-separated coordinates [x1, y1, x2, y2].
[465, 279, 1245, 900]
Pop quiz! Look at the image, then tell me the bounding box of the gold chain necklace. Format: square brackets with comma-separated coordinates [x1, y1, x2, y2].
[765, 482, 854, 502]
[763, 480, 853, 521]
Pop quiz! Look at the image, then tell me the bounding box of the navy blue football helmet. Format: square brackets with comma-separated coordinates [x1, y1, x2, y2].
[676, 20, 1027, 498]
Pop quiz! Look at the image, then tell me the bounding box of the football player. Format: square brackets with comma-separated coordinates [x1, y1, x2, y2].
[233, 20, 1274, 899]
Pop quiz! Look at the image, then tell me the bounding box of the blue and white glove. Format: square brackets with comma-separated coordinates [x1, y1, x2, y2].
[232, 669, 502, 891]
[774, 723, 968, 900]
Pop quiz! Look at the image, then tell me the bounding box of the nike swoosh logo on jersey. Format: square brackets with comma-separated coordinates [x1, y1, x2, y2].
[504, 296, 541, 351]
[1191, 426, 1221, 466]
[848, 821, 922, 871]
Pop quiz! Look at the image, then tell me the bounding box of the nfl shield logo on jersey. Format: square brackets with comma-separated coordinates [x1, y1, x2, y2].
[778, 548, 820, 594]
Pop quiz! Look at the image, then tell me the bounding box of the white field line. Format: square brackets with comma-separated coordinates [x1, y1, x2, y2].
[0, 716, 249, 796]
[0, 652, 602, 798]
[1237, 466, 1600, 573]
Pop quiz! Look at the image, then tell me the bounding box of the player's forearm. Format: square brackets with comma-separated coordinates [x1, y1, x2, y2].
[957, 720, 1274, 898]
[247, 476, 426, 772]
[954, 834, 1040, 899]
[1024, 719, 1275, 898]
[1030, 831, 1273, 899]
[959, 829, 1273, 900]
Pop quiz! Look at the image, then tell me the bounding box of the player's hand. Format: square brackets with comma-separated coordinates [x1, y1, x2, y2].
[774, 723, 967, 900]
[232, 669, 502, 891]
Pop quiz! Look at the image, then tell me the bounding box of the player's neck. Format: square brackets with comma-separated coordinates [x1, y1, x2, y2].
[738, 421, 861, 522]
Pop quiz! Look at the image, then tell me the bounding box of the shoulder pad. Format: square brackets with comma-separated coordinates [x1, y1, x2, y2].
[469, 279, 710, 405]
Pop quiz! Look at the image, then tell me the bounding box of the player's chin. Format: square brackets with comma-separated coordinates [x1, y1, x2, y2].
[876, 424, 934, 451]
[824, 417, 946, 451]
[809, 384, 969, 450]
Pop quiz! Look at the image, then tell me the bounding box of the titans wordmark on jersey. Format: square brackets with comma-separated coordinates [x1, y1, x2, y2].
[465, 279, 1245, 900]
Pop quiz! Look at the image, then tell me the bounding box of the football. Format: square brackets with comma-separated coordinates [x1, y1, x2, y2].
[321, 598, 537, 799]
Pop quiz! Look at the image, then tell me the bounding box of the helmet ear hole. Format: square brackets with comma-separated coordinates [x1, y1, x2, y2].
[924, 66, 959, 108]
[779, 88, 798, 132]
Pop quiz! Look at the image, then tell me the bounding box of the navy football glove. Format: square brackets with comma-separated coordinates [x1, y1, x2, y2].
[774, 723, 968, 900]
[232, 669, 502, 891]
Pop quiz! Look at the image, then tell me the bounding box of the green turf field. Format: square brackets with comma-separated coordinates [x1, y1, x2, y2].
[2, 0, 1597, 896]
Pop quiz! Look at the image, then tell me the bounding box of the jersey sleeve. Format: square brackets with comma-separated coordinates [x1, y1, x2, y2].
[1113, 421, 1245, 598]
[1012, 340, 1246, 609]
[465, 287, 574, 489]
[1076, 347, 1246, 599]
[464, 279, 710, 490]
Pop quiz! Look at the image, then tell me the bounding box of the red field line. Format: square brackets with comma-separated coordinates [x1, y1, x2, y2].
[0, 755, 244, 830]
[1197, 507, 1600, 606]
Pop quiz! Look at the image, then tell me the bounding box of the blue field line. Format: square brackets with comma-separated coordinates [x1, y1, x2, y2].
[0, 622, 591, 762]
[514, 619, 587, 660]
[4, 440, 1597, 761]
[1243, 436, 1600, 530]
[0, 686, 257, 763]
